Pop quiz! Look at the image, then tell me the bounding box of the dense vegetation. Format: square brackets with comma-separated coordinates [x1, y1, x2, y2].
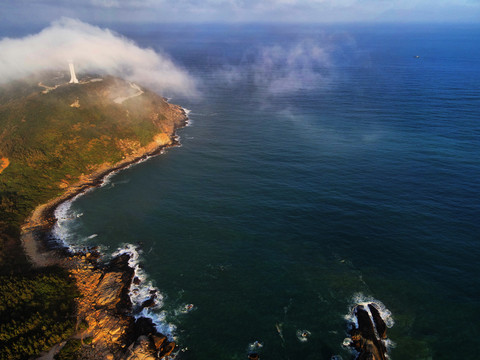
[0, 267, 79, 359]
[54, 339, 83, 360]
[0, 72, 175, 359]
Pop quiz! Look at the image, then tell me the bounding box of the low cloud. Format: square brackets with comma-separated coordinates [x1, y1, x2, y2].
[252, 41, 332, 94]
[0, 18, 196, 96]
[217, 40, 333, 96]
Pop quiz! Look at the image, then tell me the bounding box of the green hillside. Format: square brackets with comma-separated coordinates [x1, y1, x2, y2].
[0, 73, 182, 268]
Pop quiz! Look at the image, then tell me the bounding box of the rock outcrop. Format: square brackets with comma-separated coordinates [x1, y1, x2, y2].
[347, 303, 389, 360]
[66, 251, 177, 360]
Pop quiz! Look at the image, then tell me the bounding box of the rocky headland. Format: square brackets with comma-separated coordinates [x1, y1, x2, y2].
[0, 73, 187, 359]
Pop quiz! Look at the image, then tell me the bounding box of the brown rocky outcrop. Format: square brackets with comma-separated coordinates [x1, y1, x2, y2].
[67, 251, 177, 360]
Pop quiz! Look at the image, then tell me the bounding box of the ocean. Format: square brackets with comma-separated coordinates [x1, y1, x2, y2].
[52, 23, 480, 359]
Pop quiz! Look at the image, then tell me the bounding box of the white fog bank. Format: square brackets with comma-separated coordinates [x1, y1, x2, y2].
[0, 18, 197, 97]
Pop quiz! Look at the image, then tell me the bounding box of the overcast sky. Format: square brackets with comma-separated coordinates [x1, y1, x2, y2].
[1, 0, 479, 26]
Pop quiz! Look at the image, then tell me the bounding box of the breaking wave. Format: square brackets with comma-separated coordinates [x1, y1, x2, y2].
[54, 207, 179, 341]
[53, 196, 88, 250]
[344, 293, 394, 330]
[112, 244, 177, 340]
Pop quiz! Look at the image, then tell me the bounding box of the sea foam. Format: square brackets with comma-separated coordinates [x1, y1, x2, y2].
[182, 107, 193, 126]
[53, 196, 86, 250]
[344, 292, 394, 329]
[112, 244, 177, 341]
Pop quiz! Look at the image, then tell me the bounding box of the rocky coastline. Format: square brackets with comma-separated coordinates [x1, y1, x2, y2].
[58, 251, 178, 360]
[20, 105, 188, 360]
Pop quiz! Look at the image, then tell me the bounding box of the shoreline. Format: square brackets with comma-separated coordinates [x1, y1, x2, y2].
[21, 119, 186, 267]
[20, 108, 188, 359]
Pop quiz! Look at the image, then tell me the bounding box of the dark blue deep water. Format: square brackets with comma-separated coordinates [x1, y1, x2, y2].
[55, 24, 480, 359]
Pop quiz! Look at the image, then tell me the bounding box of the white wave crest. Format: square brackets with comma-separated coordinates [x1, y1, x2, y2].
[247, 341, 263, 352]
[137, 308, 177, 340]
[52, 196, 85, 250]
[112, 244, 177, 340]
[296, 329, 311, 342]
[344, 292, 394, 329]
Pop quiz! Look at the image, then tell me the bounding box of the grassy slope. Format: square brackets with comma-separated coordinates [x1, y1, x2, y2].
[0, 74, 176, 266]
[0, 73, 181, 359]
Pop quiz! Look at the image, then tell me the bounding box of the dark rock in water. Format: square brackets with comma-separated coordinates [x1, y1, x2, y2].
[123, 316, 177, 359]
[133, 316, 157, 337]
[248, 353, 260, 360]
[107, 253, 132, 273]
[141, 295, 156, 308]
[355, 306, 376, 341]
[133, 276, 141, 285]
[368, 304, 387, 339]
[348, 303, 388, 360]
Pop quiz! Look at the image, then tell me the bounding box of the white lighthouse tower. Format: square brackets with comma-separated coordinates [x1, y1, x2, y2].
[68, 62, 79, 84]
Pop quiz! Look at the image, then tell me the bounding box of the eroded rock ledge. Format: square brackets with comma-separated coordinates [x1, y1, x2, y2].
[65, 251, 176, 360]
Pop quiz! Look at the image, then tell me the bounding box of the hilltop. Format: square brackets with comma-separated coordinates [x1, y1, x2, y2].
[0, 72, 187, 359]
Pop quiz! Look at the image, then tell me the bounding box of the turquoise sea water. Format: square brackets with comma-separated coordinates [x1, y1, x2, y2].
[53, 24, 480, 359]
